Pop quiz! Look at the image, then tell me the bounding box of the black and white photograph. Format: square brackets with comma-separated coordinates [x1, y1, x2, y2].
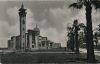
[0, 0, 100, 64]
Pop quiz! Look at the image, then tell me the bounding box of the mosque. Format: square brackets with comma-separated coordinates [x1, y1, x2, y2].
[7, 4, 61, 51]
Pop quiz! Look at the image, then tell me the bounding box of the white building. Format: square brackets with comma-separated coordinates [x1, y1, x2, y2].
[7, 4, 61, 52]
[8, 25, 61, 51]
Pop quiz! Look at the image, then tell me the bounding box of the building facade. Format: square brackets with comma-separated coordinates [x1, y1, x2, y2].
[7, 4, 61, 52]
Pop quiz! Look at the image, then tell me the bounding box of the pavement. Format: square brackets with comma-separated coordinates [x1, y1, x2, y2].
[1, 48, 100, 56]
[0, 51, 74, 54]
[80, 48, 100, 56]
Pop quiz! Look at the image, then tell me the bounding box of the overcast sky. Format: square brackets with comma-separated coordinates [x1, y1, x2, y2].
[0, 0, 100, 47]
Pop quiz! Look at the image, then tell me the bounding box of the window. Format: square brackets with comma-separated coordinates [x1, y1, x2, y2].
[23, 20, 25, 24]
[42, 41, 45, 47]
[21, 18, 25, 24]
[32, 45, 34, 48]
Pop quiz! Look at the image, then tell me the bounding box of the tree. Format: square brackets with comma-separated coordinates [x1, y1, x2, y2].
[67, 26, 71, 49]
[97, 24, 100, 31]
[69, 0, 100, 62]
[73, 20, 80, 53]
[79, 23, 85, 29]
[67, 26, 75, 51]
[79, 23, 86, 47]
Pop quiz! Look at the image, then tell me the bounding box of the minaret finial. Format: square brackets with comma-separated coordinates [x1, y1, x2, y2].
[21, 2, 24, 8]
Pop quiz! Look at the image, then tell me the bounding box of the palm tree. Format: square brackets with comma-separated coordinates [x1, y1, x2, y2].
[79, 23, 85, 29]
[67, 26, 75, 51]
[69, 0, 100, 62]
[79, 23, 86, 47]
[79, 23, 86, 42]
[67, 26, 72, 49]
[73, 20, 80, 53]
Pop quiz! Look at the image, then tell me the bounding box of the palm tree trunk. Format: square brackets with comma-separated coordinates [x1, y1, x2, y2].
[75, 26, 79, 53]
[86, 4, 95, 62]
[84, 27, 87, 45]
[71, 33, 74, 51]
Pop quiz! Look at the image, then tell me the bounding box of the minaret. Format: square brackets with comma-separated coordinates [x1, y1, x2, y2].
[19, 3, 27, 50]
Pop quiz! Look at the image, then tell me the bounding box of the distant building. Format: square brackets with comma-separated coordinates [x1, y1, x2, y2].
[15, 35, 20, 50]
[7, 4, 61, 51]
[8, 40, 13, 49]
[11, 36, 16, 50]
[52, 43, 61, 48]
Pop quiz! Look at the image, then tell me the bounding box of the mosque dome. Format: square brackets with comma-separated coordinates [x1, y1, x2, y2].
[33, 24, 40, 32]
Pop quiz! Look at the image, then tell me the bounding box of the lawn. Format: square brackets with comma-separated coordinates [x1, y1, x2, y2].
[0, 53, 88, 63]
[1, 48, 100, 63]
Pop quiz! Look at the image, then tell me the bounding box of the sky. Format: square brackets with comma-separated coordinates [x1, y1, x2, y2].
[0, 0, 100, 47]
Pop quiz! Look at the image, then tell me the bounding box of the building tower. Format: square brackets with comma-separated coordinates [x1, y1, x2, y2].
[19, 3, 27, 50]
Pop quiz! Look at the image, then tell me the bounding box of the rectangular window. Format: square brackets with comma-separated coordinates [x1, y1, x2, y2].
[23, 28, 25, 31]
[23, 20, 25, 24]
[42, 41, 45, 47]
[32, 45, 34, 48]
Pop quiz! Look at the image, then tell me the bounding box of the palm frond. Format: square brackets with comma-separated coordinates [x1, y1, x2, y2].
[69, 3, 83, 9]
[92, 0, 100, 9]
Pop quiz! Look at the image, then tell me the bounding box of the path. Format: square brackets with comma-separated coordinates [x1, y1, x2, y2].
[80, 48, 100, 56]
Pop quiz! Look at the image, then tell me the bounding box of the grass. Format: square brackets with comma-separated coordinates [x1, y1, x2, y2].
[26, 47, 72, 52]
[1, 47, 100, 63]
[1, 53, 87, 63]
